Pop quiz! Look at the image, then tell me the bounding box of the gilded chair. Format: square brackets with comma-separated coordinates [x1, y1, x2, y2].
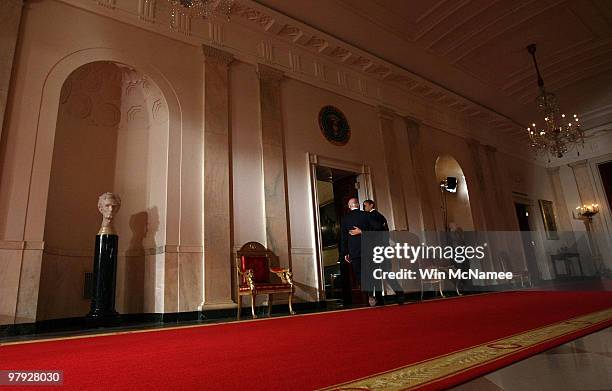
[235, 241, 295, 319]
[498, 253, 531, 287]
[418, 258, 445, 301]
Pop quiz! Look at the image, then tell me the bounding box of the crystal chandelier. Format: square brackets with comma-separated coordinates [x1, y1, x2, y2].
[525, 44, 584, 160]
[167, 0, 234, 20]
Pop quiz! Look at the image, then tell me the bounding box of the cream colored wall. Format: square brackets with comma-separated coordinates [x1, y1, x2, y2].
[230, 62, 266, 248]
[281, 78, 392, 301]
[0, 0, 204, 324]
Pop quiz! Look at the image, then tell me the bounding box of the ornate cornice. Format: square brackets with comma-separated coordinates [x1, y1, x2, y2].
[230, 1, 523, 133]
[202, 44, 234, 65]
[53, 0, 537, 165]
[568, 159, 589, 169]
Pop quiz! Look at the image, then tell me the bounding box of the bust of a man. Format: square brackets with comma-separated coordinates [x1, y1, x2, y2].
[98, 192, 121, 235]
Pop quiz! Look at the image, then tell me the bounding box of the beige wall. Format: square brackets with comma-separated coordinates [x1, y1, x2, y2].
[281, 78, 393, 301]
[0, 0, 203, 324]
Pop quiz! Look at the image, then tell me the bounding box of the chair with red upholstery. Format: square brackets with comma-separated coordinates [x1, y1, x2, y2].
[235, 241, 295, 319]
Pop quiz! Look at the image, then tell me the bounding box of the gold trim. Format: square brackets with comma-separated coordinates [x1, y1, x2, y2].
[320, 308, 612, 390]
[97, 226, 117, 235]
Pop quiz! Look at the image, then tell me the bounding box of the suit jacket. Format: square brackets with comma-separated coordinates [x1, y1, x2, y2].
[340, 209, 372, 260]
[369, 209, 389, 232]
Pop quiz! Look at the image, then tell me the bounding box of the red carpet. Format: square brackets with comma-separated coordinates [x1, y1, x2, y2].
[1, 290, 612, 390]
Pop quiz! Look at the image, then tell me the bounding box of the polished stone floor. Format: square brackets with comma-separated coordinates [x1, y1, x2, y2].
[450, 326, 612, 391]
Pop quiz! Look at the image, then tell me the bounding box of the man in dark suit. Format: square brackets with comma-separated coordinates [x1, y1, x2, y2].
[339, 197, 372, 306]
[350, 200, 405, 305]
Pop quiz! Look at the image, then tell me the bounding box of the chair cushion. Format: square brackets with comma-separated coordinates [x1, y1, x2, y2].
[239, 283, 292, 292]
[241, 256, 270, 284]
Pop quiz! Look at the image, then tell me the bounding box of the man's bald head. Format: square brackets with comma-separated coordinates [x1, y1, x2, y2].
[347, 198, 360, 210]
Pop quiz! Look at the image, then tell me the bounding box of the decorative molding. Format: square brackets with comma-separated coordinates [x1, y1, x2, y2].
[256, 63, 284, 82]
[258, 40, 274, 63]
[208, 22, 224, 46]
[170, 8, 192, 36]
[202, 44, 234, 65]
[313, 61, 326, 80]
[38, 244, 203, 257]
[138, 0, 156, 23]
[0, 240, 44, 250]
[337, 71, 348, 88]
[290, 247, 314, 255]
[568, 159, 589, 169]
[308, 153, 369, 176]
[288, 50, 301, 73]
[377, 106, 395, 122]
[52, 0, 537, 165]
[97, 0, 116, 9]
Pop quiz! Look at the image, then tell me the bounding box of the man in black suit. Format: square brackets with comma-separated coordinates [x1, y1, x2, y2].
[339, 197, 372, 306]
[350, 200, 405, 305]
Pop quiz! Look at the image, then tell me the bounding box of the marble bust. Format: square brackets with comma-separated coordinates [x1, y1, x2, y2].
[98, 192, 121, 235]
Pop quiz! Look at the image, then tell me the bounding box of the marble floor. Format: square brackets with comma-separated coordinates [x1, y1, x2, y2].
[450, 326, 612, 391]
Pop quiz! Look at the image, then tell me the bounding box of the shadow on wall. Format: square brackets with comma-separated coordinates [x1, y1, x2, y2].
[121, 207, 159, 313]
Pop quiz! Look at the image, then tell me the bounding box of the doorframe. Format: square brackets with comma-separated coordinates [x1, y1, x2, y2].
[512, 194, 547, 281]
[587, 153, 612, 270]
[308, 153, 374, 300]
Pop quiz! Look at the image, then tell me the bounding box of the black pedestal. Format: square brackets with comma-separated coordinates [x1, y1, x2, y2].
[87, 234, 119, 319]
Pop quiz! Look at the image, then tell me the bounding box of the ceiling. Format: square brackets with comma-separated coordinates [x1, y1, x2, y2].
[255, 0, 612, 132]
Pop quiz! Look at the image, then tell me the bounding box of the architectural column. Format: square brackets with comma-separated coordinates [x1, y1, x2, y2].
[483, 145, 516, 230]
[465, 138, 490, 231]
[0, 0, 23, 141]
[569, 160, 608, 272]
[0, 0, 26, 325]
[378, 106, 408, 230]
[201, 45, 234, 309]
[404, 117, 433, 232]
[256, 64, 290, 268]
[569, 160, 598, 209]
[546, 166, 572, 232]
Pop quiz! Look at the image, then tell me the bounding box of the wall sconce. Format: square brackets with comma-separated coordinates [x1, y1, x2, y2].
[573, 204, 599, 221]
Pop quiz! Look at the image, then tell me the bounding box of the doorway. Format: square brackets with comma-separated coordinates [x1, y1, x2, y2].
[309, 155, 373, 302]
[316, 166, 357, 301]
[514, 202, 540, 282]
[598, 161, 612, 213]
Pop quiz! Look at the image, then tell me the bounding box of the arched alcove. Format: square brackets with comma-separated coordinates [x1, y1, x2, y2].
[37, 61, 169, 320]
[435, 155, 474, 231]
